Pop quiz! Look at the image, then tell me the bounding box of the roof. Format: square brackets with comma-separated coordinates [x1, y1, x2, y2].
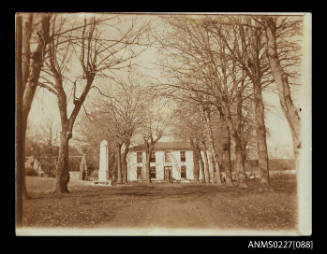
[130, 142, 193, 152]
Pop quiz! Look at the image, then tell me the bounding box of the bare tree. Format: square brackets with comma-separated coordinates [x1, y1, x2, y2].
[171, 101, 208, 183]
[157, 16, 257, 187]
[16, 13, 51, 219]
[74, 109, 116, 181]
[83, 74, 145, 184]
[140, 98, 169, 183]
[262, 16, 302, 162]
[15, 14, 23, 226]
[41, 14, 149, 193]
[203, 16, 274, 187]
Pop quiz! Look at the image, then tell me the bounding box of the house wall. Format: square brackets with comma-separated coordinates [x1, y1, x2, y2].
[168, 151, 181, 180]
[151, 151, 165, 180]
[186, 151, 194, 180]
[127, 150, 195, 182]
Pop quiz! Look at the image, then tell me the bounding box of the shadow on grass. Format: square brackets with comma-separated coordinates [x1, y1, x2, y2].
[26, 174, 297, 201]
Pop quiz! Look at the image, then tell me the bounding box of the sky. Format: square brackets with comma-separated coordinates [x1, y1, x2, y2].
[26, 13, 310, 159]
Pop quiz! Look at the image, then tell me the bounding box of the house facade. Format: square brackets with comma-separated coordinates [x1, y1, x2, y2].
[127, 142, 203, 182]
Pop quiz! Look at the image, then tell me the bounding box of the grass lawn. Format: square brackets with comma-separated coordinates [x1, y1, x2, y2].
[22, 174, 297, 231]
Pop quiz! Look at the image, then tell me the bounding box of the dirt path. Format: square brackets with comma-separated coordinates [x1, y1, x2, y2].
[96, 185, 233, 228]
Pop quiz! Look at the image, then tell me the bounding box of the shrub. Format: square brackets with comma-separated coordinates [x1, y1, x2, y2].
[25, 167, 38, 176]
[69, 157, 82, 171]
[35, 156, 87, 177]
[38, 157, 57, 177]
[89, 170, 98, 178]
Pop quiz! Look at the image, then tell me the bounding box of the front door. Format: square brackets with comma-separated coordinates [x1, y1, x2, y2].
[164, 166, 172, 182]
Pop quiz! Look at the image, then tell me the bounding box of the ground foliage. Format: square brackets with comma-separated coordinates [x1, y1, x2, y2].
[23, 174, 297, 229]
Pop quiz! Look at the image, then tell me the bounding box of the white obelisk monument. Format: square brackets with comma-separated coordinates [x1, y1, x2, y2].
[98, 140, 110, 184]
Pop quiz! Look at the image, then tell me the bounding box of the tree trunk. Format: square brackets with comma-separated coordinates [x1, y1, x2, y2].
[240, 144, 247, 173]
[207, 150, 216, 184]
[224, 128, 233, 186]
[265, 20, 301, 161]
[121, 142, 129, 184]
[22, 15, 50, 121]
[55, 132, 71, 193]
[22, 15, 50, 132]
[197, 141, 205, 183]
[18, 14, 51, 200]
[22, 14, 33, 86]
[201, 146, 210, 184]
[190, 138, 199, 182]
[204, 151, 211, 184]
[219, 105, 247, 187]
[198, 156, 205, 183]
[20, 127, 30, 199]
[111, 156, 117, 183]
[116, 144, 122, 184]
[202, 109, 222, 184]
[121, 157, 127, 183]
[15, 15, 24, 226]
[146, 157, 151, 184]
[217, 101, 247, 187]
[47, 126, 53, 155]
[145, 145, 152, 184]
[234, 137, 247, 188]
[79, 155, 87, 180]
[234, 89, 248, 187]
[253, 82, 270, 186]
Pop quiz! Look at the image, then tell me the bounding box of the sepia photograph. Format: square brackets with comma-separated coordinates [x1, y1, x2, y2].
[15, 12, 312, 236]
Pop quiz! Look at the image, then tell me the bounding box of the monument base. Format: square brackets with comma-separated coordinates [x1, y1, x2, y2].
[93, 180, 112, 186]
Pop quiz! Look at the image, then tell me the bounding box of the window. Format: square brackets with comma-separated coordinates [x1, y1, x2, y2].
[181, 165, 186, 179]
[137, 166, 142, 180]
[165, 151, 171, 163]
[150, 166, 156, 179]
[137, 152, 143, 163]
[180, 151, 186, 162]
[150, 151, 156, 163]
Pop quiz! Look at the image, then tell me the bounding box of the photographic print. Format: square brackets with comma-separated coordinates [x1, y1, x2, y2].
[15, 12, 312, 236]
